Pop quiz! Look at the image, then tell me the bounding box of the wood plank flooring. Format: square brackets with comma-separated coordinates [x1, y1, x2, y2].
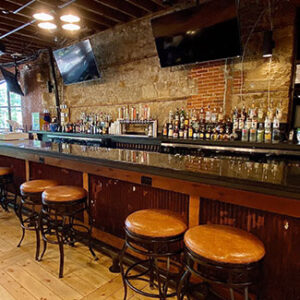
[0, 210, 178, 300]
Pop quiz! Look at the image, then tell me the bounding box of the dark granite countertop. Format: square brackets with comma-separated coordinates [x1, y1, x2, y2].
[1, 139, 300, 200]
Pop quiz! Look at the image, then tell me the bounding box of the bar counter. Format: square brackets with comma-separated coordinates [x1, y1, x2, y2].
[0, 140, 299, 299]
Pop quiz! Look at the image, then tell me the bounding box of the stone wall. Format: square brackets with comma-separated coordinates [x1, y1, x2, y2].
[21, 0, 296, 130]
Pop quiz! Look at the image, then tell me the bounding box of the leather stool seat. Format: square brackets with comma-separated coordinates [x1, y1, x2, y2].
[184, 224, 265, 264]
[42, 185, 87, 204]
[20, 179, 58, 195]
[0, 167, 13, 176]
[125, 209, 187, 238]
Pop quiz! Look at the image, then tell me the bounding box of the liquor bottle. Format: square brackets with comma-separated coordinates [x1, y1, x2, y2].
[188, 124, 193, 138]
[211, 107, 218, 124]
[199, 122, 205, 140]
[180, 108, 185, 129]
[272, 114, 280, 143]
[173, 124, 179, 138]
[199, 107, 205, 123]
[241, 125, 249, 142]
[193, 120, 200, 139]
[239, 106, 246, 131]
[232, 107, 239, 131]
[205, 123, 211, 140]
[179, 127, 184, 138]
[205, 105, 211, 123]
[183, 126, 188, 139]
[168, 123, 173, 138]
[257, 123, 264, 143]
[224, 118, 232, 141]
[162, 123, 168, 137]
[264, 116, 272, 143]
[249, 127, 257, 143]
[211, 127, 218, 141]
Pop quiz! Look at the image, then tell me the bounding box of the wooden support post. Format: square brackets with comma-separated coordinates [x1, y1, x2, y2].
[189, 195, 200, 228]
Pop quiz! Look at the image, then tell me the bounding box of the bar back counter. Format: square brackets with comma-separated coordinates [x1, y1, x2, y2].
[0, 138, 299, 299]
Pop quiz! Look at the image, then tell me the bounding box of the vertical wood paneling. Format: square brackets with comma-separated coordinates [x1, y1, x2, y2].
[0, 155, 26, 193]
[89, 175, 189, 238]
[29, 162, 83, 186]
[199, 198, 300, 300]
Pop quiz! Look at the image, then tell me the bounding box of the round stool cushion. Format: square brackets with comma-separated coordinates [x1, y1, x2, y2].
[42, 185, 87, 204]
[184, 225, 265, 264]
[0, 167, 13, 176]
[20, 179, 58, 195]
[125, 209, 187, 238]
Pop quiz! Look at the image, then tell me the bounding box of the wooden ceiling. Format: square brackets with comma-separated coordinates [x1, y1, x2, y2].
[0, 0, 171, 64]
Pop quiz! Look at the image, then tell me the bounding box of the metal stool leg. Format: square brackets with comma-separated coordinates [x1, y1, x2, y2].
[119, 242, 129, 300]
[35, 223, 40, 261]
[177, 269, 191, 300]
[55, 217, 65, 278]
[38, 210, 47, 261]
[17, 201, 25, 247]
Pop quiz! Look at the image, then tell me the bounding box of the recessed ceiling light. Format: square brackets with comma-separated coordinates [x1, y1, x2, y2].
[38, 22, 57, 30]
[62, 23, 81, 31]
[60, 14, 80, 23]
[33, 12, 54, 21]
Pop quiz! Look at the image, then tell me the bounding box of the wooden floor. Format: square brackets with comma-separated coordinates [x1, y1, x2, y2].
[0, 210, 179, 300]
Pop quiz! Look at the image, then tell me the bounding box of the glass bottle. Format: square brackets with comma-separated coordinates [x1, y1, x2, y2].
[257, 123, 264, 143]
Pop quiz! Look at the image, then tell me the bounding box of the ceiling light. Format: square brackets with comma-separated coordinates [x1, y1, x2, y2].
[33, 12, 54, 21]
[60, 14, 80, 23]
[38, 22, 57, 30]
[62, 23, 81, 31]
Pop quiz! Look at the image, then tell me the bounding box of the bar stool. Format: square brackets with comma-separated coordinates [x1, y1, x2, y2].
[18, 179, 58, 260]
[0, 167, 16, 211]
[39, 185, 98, 278]
[177, 225, 266, 300]
[119, 209, 187, 299]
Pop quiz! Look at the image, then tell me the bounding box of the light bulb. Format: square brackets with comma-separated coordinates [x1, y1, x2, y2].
[38, 22, 57, 30]
[33, 12, 54, 21]
[62, 23, 81, 31]
[60, 14, 80, 23]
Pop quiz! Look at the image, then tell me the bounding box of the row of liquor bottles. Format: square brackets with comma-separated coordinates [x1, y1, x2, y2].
[162, 105, 283, 143]
[59, 105, 153, 134]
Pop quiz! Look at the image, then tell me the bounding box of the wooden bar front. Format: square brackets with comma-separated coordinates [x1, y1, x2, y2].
[0, 151, 299, 300]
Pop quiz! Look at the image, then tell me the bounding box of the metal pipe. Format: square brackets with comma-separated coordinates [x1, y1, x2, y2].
[13, 0, 36, 14]
[0, 20, 36, 40]
[48, 48, 61, 124]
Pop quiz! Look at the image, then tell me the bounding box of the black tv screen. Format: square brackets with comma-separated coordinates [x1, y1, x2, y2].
[0, 66, 24, 96]
[151, 0, 242, 67]
[53, 39, 100, 85]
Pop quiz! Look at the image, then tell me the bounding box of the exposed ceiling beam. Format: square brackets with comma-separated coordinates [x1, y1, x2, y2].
[70, 0, 132, 23]
[94, 0, 147, 18]
[126, 0, 164, 12]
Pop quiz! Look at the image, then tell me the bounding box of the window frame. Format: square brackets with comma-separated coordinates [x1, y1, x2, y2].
[0, 80, 22, 130]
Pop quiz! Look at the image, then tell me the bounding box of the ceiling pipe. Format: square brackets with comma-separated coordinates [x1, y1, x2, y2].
[0, 0, 77, 40]
[13, 0, 36, 14]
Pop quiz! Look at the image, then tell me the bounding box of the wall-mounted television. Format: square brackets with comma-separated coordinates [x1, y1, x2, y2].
[151, 0, 242, 68]
[53, 39, 100, 85]
[0, 66, 24, 96]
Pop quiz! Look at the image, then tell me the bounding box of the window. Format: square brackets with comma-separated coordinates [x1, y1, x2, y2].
[0, 81, 22, 130]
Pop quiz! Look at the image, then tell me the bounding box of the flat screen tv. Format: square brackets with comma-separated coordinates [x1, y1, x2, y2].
[151, 0, 242, 67]
[0, 66, 24, 96]
[53, 39, 100, 85]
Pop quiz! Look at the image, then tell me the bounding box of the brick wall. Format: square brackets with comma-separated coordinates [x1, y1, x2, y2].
[188, 60, 226, 110]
